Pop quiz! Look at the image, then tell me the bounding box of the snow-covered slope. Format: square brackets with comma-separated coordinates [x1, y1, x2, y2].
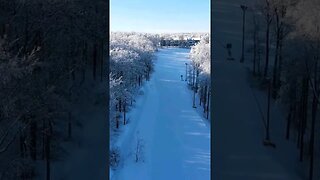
[212, 0, 305, 179]
[36, 81, 108, 180]
[112, 48, 210, 180]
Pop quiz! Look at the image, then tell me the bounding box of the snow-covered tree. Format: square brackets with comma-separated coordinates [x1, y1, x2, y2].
[0, 0, 108, 178]
[264, 0, 320, 179]
[189, 36, 211, 119]
[109, 32, 158, 130]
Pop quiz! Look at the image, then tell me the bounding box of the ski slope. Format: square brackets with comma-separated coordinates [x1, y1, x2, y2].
[212, 0, 305, 179]
[112, 48, 210, 180]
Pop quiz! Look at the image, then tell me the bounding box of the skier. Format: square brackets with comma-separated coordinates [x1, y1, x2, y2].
[180, 75, 183, 81]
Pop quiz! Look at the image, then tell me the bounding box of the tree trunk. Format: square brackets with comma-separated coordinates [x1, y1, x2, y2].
[277, 38, 283, 89]
[206, 89, 210, 119]
[286, 105, 292, 140]
[203, 85, 207, 113]
[309, 39, 319, 180]
[264, 21, 270, 78]
[309, 94, 317, 180]
[93, 43, 97, 80]
[46, 133, 51, 180]
[138, 76, 141, 86]
[257, 42, 261, 76]
[266, 79, 271, 141]
[20, 129, 25, 158]
[119, 98, 122, 113]
[123, 101, 126, 125]
[195, 68, 199, 93]
[71, 57, 75, 81]
[252, 14, 258, 76]
[193, 88, 196, 108]
[299, 77, 309, 162]
[0, 23, 4, 38]
[199, 87, 202, 106]
[272, 10, 281, 98]
[42, 119, 45, 160]
[253, 31, 257, 76]
[68, 111, 72, 139]
[297, 100, 302, 149]
[100, 40, 104, 82]
[23, 1, 29, 61]
[116, 115, 119, 129]
[80, 42, 87, 85]
[272, 31, 280, 98]
[30, 120, 37, 160]
[192, 66, 196, 87]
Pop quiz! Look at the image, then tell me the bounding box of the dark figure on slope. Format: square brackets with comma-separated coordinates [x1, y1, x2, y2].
[226, 43, 234, 60]
[181, 75, 183, 81]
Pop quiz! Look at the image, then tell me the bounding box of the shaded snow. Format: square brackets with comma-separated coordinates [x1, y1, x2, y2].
[35, 82, 108, 180]
[212, 0, 306, 179]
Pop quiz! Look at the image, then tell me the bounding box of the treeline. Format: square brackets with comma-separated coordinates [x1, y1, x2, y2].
[0, 0, 107, 179]
[248, 0, 320, 179]
[109, 32, 158, 133]
[159, 32, 209, 40]
[189, 36, 211, 119]
[109, 32, 158, 169]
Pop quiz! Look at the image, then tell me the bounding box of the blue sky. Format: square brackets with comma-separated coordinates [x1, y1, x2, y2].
[110, 0, 210, 33]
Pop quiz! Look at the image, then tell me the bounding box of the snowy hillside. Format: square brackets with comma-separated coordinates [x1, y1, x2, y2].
[213, 0, 320, 179]
[110, 47, 210, 180]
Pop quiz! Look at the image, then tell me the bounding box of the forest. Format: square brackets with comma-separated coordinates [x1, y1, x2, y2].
[247, 0, 320, 179]
[0, 0, 108, 179]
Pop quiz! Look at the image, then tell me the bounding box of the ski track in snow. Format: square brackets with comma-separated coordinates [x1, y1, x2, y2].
[113, 48, 210, 180]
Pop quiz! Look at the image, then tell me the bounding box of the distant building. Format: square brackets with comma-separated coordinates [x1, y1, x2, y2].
[160, 37, 201, 47]
[187, 38, 200, 46]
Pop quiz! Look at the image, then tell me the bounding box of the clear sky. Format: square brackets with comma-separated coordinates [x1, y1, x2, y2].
[110, 0, 210, 33]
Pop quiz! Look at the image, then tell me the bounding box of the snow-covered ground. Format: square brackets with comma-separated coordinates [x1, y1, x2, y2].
[35, 81, 108, 180]
[212, 0, 306, 179]
[111, 48, 210, 180]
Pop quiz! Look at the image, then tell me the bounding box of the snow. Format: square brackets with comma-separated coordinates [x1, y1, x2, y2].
[111, 48, 210, 180]
[110, 0, 309, 179]
[35, 82, 108, 180]
[212, 0, 306, 179]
